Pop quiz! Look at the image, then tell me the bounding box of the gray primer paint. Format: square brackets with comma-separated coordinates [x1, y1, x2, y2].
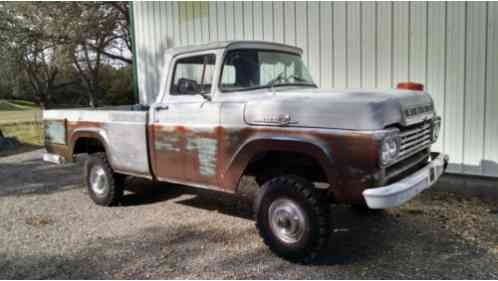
[244, 88, 434, 130]
[155, 133, 181, 152]
[186, 138, 218, 177]
[45, 121, 66, 145]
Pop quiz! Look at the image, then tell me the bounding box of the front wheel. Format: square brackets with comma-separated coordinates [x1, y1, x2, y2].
[254, 175, 330, 263]
[84, 153, 125, 206]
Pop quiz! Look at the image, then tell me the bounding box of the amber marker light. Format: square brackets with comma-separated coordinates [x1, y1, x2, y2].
[396, 82, 424, 91]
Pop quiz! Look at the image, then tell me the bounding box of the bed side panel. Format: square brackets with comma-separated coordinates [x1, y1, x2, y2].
[105, 111, 150, 177]
[44, 109, 151, 178]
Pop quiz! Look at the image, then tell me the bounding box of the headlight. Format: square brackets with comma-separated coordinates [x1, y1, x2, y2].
[432, 119, 441, 142]
[380, 133, 400, 166]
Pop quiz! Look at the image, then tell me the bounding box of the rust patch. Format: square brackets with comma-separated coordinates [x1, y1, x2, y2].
[152, 125, 220, 186]
[44, 120, 104, 161]
[151, 124, 185, 180]
[219, 126, 380, 200]
[150, 124, 381, 203]
[67, 121, 105, 156]
[49, 117, 382, 204]
[45, 143, 71, 161]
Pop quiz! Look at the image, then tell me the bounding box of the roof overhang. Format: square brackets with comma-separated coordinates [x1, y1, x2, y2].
[165, 40, 303, 58]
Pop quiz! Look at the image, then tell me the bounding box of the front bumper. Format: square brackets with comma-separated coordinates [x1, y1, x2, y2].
[362, 152, 449, 209]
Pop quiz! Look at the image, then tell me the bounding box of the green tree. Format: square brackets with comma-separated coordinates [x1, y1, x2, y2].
[0, 3, 78, 108]
[0, 2, 133, 108]
[66, 2, 132, 107]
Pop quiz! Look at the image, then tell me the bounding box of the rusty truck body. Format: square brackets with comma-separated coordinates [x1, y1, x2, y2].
[43, 41, 448, 262]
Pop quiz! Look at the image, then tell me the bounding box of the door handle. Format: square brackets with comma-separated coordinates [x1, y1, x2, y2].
[155, 105, 169, 111]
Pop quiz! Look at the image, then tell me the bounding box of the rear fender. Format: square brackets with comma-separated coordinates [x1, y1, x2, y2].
[70, 128, 111, 161]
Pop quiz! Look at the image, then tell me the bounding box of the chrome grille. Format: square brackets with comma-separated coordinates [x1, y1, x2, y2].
[385, 149, 430, 184]
[399, 122, 432, 159]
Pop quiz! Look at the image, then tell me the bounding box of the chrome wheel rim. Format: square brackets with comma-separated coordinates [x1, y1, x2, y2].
[89, 166, 108, 196]
[268, 198, 307, 244]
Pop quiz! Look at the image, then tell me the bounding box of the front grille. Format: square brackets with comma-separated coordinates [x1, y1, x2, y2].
[381, 121, 433, 185]
[385, 149, 430, 184]
[399, 122, 432, 159]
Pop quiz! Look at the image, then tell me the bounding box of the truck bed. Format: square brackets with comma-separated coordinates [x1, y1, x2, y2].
[43, 105, 152, 178]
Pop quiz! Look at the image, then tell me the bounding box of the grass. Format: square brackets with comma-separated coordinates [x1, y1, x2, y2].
[0, 100, 41, 125]
[0, 99, 38, 111]
[0, 110, 42, 125]
[0, 100, 43, 157]
[0, 103, 21, 111]
[0, 122, 44, 157]
[2, 122, 44, 145]
[9, 100, 37, 107]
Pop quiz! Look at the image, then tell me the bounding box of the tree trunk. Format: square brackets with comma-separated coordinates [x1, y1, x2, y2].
[88, 91, 95, 108]
[36, 92, 48, 109]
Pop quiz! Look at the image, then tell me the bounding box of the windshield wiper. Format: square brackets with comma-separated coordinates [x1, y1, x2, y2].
[271, 82, 317, 88]
[283, 74, 302, 82]
[266, 72, 314, 88]
[266, 72, 286, 89]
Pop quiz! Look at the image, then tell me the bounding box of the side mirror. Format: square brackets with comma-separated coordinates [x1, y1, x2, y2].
[177, 78, 201, 95]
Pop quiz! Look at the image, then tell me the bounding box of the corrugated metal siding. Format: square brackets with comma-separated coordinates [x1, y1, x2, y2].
[133, 1, 498, 177]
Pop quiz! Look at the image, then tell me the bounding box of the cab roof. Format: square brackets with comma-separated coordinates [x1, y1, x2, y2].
[163, 40, 303, 57]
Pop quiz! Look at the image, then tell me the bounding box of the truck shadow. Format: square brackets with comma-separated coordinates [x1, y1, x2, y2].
[0, 158, 82, 197]
[120, 178, 186, 206]
[0, 143, 43, 157]
[0, 224, 256, 279]
[122, 178, 397, 265]
[122, 177, 254, 220]
[315, 206, 394, 265]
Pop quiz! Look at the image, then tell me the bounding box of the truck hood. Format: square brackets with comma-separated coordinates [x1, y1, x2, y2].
[243, 88, 435, 130]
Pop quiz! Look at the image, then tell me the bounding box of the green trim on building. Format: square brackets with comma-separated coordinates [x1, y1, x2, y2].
[129, 1, 139, 104]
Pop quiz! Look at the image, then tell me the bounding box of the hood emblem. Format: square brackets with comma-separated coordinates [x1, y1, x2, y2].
[254, 114, 298, 126]
[403, 104, 434, 125]
[404, 104, 433, 117]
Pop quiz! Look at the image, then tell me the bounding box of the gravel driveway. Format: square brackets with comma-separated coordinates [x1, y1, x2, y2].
[1, 150, 497, 279]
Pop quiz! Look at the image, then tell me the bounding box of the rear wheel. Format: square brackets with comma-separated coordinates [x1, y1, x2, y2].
[85, 153, 125, 206]
[254, 175, 330, 263]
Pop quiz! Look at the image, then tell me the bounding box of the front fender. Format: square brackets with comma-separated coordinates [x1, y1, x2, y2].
[221, 136, 338, 191]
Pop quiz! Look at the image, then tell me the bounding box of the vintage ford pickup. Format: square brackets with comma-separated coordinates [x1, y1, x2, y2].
[43, 41, 448, 262]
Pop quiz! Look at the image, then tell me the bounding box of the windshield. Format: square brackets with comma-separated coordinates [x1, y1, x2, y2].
[220, 50, 316, 92]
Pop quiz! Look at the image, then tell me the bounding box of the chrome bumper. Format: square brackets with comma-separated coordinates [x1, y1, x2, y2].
[363, 153, 449, 209]
[43, 153, 65, 164]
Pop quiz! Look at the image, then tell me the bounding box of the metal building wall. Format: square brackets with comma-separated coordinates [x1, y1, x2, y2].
[133, 1, 498, 177]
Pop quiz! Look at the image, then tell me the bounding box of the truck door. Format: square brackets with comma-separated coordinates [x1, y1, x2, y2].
[150, 53, 221, 187]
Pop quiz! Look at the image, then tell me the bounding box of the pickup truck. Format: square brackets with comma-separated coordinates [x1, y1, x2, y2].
[43, 40, 448, 263]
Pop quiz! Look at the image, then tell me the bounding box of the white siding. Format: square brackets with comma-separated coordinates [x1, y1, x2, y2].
[361, 2, 376, 89]
[333, 2, 347, 88]
[133, 1, 498, 177]
[376, 2, 392, 89]
[485, 2, 498, 177]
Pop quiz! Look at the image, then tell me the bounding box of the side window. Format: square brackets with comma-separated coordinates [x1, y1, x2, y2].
[171, 54, 215, 95]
